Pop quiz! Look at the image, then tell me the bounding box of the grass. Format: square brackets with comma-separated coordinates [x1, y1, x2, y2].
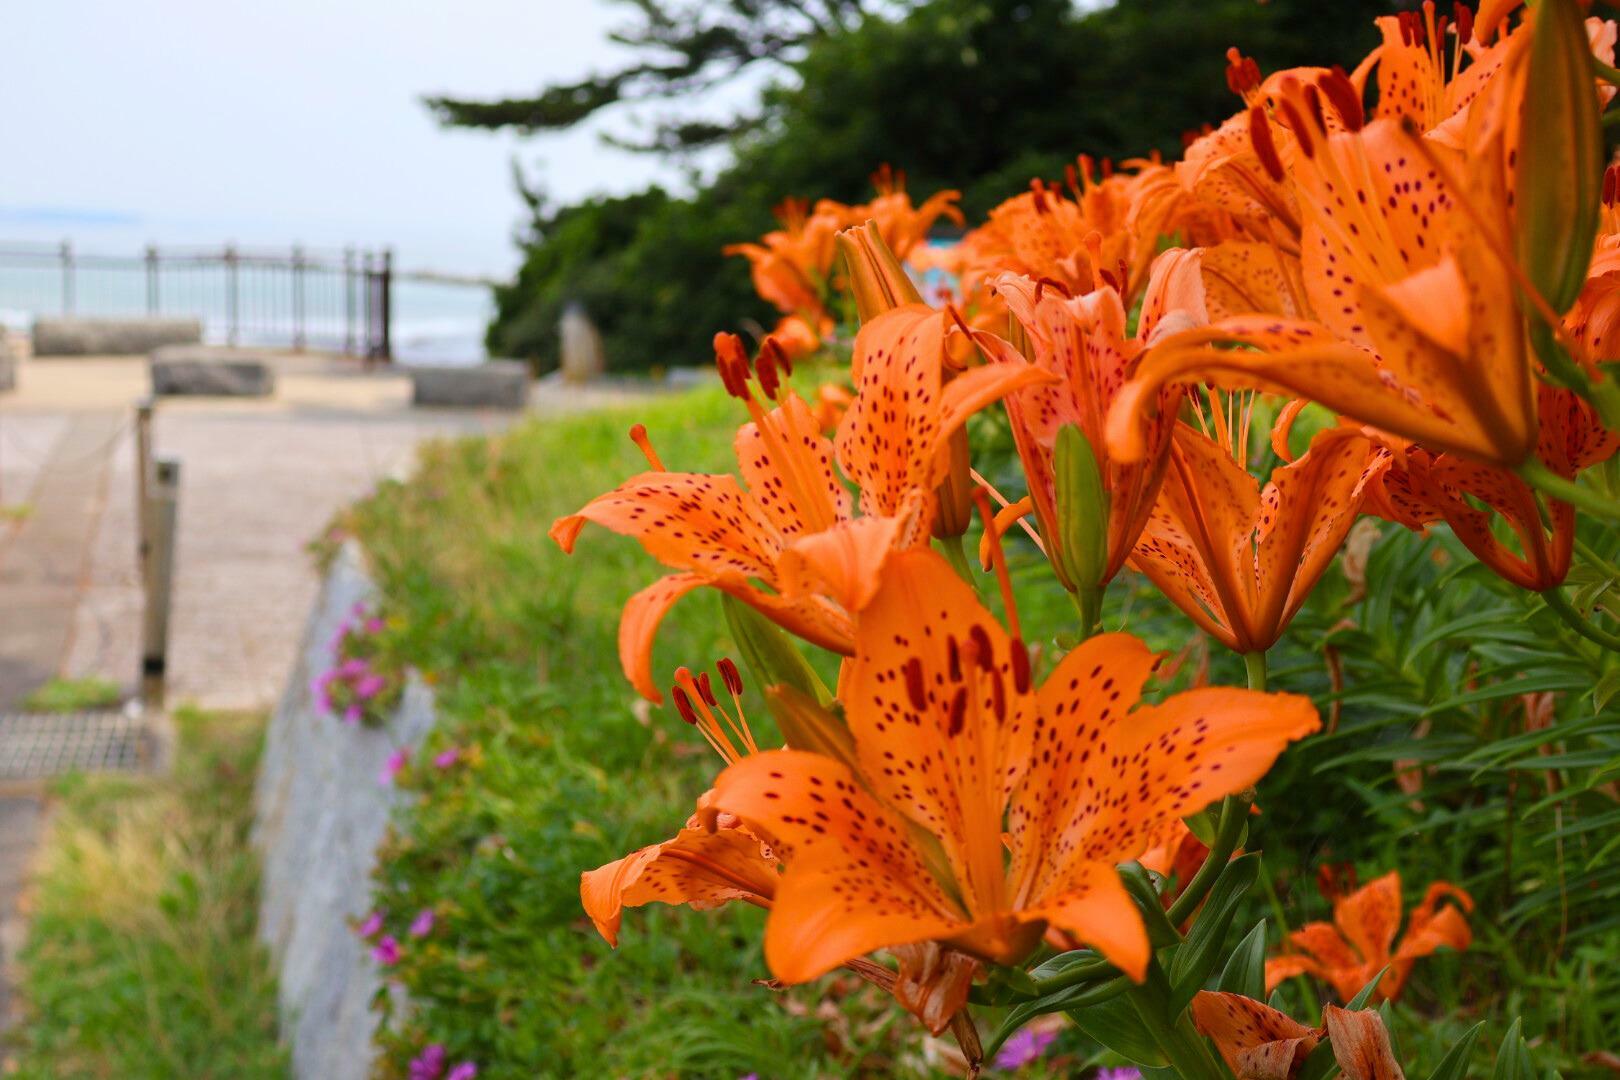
[343, 381, 1620, 1077]
[5, 708, 287, 1079]
[20, 677, 123, 713]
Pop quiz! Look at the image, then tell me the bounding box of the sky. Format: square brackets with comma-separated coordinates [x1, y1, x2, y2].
[2, 1, 707, 277]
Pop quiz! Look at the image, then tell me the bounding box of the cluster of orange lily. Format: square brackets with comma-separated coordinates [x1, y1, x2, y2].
[555, 0, 1620, 1072]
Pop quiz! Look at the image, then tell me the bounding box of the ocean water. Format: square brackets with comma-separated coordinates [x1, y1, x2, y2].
[0, 258, 495, 366]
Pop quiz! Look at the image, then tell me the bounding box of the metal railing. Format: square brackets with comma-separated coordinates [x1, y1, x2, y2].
[0, 241, 405, 358]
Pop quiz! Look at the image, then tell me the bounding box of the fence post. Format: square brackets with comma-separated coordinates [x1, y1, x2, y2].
[343, 247, 356, 356]
[139, 451, 179, 710]
[291, 243, 306, 351]
[145, 245, 160, 314]
[225, 243, 240, 346]
[378, 247, 393, 363]
[60, 239, 75, 315]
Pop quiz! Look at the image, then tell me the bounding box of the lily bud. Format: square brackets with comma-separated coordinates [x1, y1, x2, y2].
[720, 595, 832, 706]
[765, 684, 859, 772]
[1053, 424, 1111, 631]
[837, 220, 922, 324]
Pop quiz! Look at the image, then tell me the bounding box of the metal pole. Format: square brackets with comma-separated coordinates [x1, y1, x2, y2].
[60, 239, 74, 314]
[343, 247, 356, 356]
[145, 245, 160, 314]
[292, 243, 306, 351]
[378, 247, 393, 363]
[225, 243, 240, 346]
[140, 456, 179, 708]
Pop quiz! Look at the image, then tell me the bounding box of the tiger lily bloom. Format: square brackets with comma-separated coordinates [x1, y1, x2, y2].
[1192, 992, 1406, 1080]
[978, 248, 1207, 602]
[1131, 401, 1389, 656]
[552, 317, 1047, 700]
[1112, 54, 1544, 469]
[709, 542, 1318, 984]
[724, 197, 844, 332]
[1371, 385, 1619, 591]
[856, 163, 964, 263]
[1265, 870, 1473, 1003]
[581, 661, 983, 1040]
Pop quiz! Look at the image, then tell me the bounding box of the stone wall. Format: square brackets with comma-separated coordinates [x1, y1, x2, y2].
[253, 543, 435, 1080]
[32, 316, 202, 356]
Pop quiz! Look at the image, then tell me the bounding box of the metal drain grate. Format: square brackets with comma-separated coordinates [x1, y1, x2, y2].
[0, 711, 156, 779]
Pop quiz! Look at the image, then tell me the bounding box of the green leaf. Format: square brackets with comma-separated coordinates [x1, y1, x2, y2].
[1121, 863, 1183, 949]
[1067, 993, 1171, 1067]
[1168, 854, 1261, 1014]
[1491, 1019, 1531, 1080]
[722, 594, 832, 705]
[1519, 0, 1603, 314]
[1425, 1022, 1485, 1080]
[1053, 423, 1110, 592]
[1298, 1038, 1341, 1080]
[1345, 967, 1388, 1011]
[1216, 920, 1268, 1001]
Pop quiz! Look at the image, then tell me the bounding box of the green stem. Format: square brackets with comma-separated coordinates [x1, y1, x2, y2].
[1576, 537, 1620, 580]
[1259, 861, 1319, 1021]
[938, 532, 975, 583]
[1073, 583, 1103, 640]
[1542, 587, 1620, 652]
[1597, 57, 1620, 89]
[1026, 955, 1113, 996]
[1587, 372, 1620, 433]
[1167, 796, 1249, 927]
[1517, 458, 1620, 522]
[1125, 970, 1227, 1080]
[1244, 651, 1268, 692]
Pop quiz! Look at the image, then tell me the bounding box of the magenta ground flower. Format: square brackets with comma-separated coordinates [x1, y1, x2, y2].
[408, 1044, 447, 1080]
[409, 908, 435, 937]
[446, 1064, 477, 1080]
[432, 746, 460, 769]
[342, 704, 363, 726]
[993, 1027, 1058, 1071]
[357, 910, 384, 938]
[355, 673, 387, 700]
[381, 748, 409, 787]
[1096, 1069, 1142, 1080]
[372, 935, 401, 965]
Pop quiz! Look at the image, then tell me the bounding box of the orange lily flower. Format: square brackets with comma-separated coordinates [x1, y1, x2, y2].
[1113, 50, 1545, 468]
[978, 248, 1207, 595]
[1265, 870, 1473, 1003]
[1370, 385, 1619, 590]
[724, 197, 844, 332]
[856, 163, 964, 263]
[708, 544, 1318, 984]
[1192, 992, 1405, 1080]
[553, 318, 1045, 699]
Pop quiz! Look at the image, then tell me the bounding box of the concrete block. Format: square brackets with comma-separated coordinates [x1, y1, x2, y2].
[33, 317, 202, 356]
[150, 346, 274, 397]
[0, 340, 14, 392]
[409, 360, 529, 409]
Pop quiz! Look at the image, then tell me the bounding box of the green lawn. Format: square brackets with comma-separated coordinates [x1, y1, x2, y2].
[6, 709, 286, 1079]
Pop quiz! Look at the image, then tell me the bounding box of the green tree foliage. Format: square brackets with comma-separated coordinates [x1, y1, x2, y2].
[474, 0, 1410, 373]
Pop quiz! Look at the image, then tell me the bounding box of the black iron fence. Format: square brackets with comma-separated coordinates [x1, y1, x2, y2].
[0, 242, 421, 359]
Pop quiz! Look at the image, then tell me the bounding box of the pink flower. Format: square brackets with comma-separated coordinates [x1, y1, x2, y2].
[342, 704, 363, 726]
[993, 1026, 1058, 1070]
[336, 657, 369, 679]
[446, 1064, 477, 1080]
[380, 748, 409, 787]
[357, 910, 385, 938]
[372, 935, 400, 966]
[409, 908, 435, 938]
[365, 617, 386, 634]
[432, 747, 460, 770]
[355, 673, 387, 700]
[408, 1044, 447, 1080]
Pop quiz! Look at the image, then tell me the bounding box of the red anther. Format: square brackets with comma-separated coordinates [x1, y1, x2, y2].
[754, 339, 780, 400]
[1078, 153, 1096, 188]
[1036, 276, 1072, 301]
[717, 657, 743, 697]
[672, 685, 698, 725]
[903, 656, 928, 712]
[696, 671, 718, 707]
[1100, 157, 1114, 179]
[1010, 638, 1031, 694]
[1248, 106, 1287, 180]
[946, 635, 962, 682]
[1099, 267, 1121, 292]
[1028, 178, 1049, 213]
[1434, 15, 1449, 48]
[1320, 68, 1365, 132]
[1604, 164, 1618, 207]
[1224, 47, 1261, 97]
[946, 687, 968, 737]
[1278, 95, 1315, 158]
[1454, 2, 1473, 45]
[714, 332, 751, 398]
[761, 334, 792, 378]
[1064, 162, 1081, 202]
[1398, 11, 1414, 46]
[1304, 83, 1327, 135]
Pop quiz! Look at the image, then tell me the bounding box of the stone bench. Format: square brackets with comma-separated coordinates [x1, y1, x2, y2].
[33, 317, 202, 357]
[150, 345, 275, 397]
[0, 340, 15, 393]
[409, 360, 530, 409]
